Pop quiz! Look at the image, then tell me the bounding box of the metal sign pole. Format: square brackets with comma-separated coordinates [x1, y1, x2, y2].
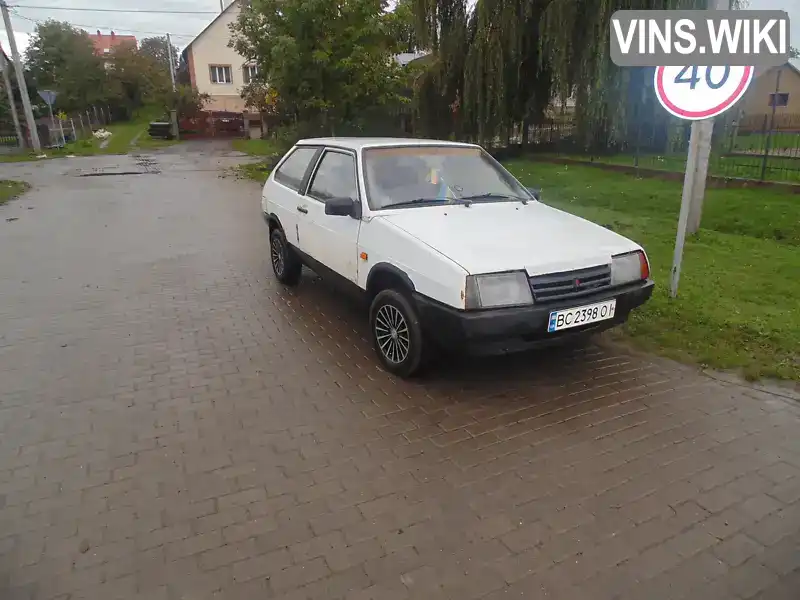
[670, 123, 702, 298]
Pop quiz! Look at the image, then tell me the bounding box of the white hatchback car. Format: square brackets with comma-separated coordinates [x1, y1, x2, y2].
[262, 138, 654, 377]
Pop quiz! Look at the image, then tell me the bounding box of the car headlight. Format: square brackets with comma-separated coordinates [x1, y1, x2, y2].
[611, 250, 650, 286]
[465, 271, 533, 309]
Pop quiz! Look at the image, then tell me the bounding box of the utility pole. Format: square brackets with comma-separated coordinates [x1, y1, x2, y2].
[166, 33, 177, 91]
[166, 33, 179, 140]
[1, 0, 40, 152]
[0, 50, 23, 148]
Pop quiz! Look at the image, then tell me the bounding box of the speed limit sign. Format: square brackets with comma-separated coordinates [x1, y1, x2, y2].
[654, 65, 754, 120]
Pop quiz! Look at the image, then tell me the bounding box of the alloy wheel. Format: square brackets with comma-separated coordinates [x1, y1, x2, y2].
[271, 235, 285, 276]
[374, 304, 410, 364]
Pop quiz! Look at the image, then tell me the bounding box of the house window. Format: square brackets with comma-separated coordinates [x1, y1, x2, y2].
[769, 93, 789, 107]
[210, 65, 233, 84]
[243, 64, 259, 84]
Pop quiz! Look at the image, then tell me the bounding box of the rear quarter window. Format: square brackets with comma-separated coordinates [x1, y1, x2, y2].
[274, 147, 318, 191]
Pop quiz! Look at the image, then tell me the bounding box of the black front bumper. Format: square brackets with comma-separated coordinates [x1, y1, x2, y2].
[415, 280, 655, 354]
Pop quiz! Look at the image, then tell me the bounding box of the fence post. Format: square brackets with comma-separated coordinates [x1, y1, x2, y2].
[759, 113, 770, 181]
[70, 118, 76, 142]
[727, 118, 737, 154]
[93, 105, 99, 125]
[78, 113, 84, 135]
[86, 110, 92, 130]
[57, 118, 65, 147]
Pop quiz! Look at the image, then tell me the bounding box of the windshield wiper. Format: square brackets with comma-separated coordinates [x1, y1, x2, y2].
[459, 193, 529, 205]
[382, 197, 471, 209]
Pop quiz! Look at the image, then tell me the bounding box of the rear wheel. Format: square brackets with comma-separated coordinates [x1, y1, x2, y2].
[369, 289, 425, 378]
[270, 228, 302, 286]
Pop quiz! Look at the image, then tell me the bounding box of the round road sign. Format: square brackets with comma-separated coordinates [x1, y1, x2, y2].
[654, 65, 754, 121]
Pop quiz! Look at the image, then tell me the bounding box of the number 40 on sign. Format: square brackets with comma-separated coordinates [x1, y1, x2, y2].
[655, 65, 753, 120]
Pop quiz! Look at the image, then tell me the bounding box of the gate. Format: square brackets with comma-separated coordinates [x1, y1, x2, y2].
[179, 111, 245, 139]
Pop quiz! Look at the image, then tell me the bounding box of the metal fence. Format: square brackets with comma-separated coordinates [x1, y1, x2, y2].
[521, 113, 800, 184]
[0, 104, 112, 151]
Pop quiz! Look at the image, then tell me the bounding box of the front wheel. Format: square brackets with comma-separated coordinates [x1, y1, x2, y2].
[369, 289, 426, 378]
[270, 228, 302, 286]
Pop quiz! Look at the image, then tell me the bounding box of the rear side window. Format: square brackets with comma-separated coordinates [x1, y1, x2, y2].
[274, 147, 317, 191]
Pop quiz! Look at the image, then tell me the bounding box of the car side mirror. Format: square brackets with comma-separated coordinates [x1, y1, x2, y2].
[527, 187, 541, 201]
[325, 197, 361, 218]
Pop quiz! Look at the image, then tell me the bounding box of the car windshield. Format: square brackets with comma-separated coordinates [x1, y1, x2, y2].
[362, 145, 532, 210]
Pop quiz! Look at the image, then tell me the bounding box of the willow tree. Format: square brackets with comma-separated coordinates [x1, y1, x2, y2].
[411, 0, 472, 139]
[462, 0, 552, 146]
[539, 0, 712, 150]
[414, 0, 752, 151]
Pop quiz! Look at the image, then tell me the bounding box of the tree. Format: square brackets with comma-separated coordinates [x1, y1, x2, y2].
[25, 20, 109, 113]
[791, 46, 799, 59]
[241, 80, 280, 137]
[106, 44, 171, 119]
[139, 36, 179, 75]
[409, 0, 749, 149]
[158, 84, 210, 118]
[386, 0, 418, 53]
[230, 0, 406, 134]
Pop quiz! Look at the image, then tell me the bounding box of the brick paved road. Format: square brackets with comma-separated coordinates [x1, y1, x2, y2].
[1, 146, 799, 600]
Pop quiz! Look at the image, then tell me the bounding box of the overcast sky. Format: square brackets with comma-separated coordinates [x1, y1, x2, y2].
[1, 0, 797, 66]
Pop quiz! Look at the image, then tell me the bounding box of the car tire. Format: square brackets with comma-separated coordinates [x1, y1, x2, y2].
[270, 228, 302, 286]
[369, 289, 425, 378]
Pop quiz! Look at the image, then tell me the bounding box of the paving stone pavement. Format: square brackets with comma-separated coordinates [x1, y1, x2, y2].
[1, 145, 799, 600]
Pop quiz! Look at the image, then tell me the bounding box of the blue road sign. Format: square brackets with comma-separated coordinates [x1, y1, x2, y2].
[38, 90, 57, 106]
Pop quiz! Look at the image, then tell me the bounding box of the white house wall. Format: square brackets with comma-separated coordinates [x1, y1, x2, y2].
[189, 1, 251, 113]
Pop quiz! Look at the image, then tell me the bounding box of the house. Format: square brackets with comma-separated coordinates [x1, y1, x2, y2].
[181, 0, 253, 116]
[737, 61, 800, 129]
[87, 30, 137, 58]
[394, 51, 430, 67]
[181, 1, 433, 137]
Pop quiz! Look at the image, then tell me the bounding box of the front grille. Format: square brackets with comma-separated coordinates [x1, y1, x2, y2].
[529, 264, 611, 304]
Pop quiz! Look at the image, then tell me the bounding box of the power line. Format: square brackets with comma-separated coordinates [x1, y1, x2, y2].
[10, 10, 197, 38]
[8, 5, 219, 15]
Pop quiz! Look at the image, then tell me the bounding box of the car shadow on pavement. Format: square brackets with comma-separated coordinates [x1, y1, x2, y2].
[279, 267, 619, 390]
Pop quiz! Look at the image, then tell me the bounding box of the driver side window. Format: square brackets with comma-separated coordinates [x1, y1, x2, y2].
[308, 150, 358, 203]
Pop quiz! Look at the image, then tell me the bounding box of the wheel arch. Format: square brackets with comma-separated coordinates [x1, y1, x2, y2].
[365, 263, 416, 303]
[266, 213, 283, 235]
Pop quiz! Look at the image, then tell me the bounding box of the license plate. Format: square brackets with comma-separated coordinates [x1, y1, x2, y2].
[548, 299, 616, 333]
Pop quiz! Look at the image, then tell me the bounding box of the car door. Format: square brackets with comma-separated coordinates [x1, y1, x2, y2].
[266, 146, 321, 246]
[298, 148, 362, 283]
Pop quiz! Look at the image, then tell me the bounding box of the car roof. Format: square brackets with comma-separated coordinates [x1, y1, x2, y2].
[295, 137, 481, 151]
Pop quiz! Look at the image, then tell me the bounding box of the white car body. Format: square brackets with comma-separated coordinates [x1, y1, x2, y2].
[262, 137, 654, 376]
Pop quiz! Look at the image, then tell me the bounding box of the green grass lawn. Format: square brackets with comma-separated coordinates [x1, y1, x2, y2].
[135, 135, 180, 151]
[230, 138, 285, 182]
[733, 131, 800, 152]
[504, 159, 800, 381]
[0, 180, 29, 205]
[232, 138, 283, 156]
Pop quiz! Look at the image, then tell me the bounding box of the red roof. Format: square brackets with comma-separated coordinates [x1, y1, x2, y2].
[87, 31, 137, 56]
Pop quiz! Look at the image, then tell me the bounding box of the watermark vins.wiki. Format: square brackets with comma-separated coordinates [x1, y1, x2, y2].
[610, 10, 790, 67]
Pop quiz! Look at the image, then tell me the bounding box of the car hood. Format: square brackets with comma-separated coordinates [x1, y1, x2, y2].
[375, 201, 641, 276]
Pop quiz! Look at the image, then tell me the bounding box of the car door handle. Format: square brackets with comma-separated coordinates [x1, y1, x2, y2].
[296, 206, 308, 214]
